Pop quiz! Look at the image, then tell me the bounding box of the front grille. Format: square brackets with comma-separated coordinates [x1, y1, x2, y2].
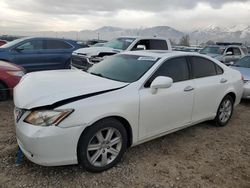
[71, 55, 93, 70]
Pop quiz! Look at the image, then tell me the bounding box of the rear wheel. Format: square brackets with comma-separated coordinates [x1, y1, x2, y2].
[77, 118, 127, 172]
[214, 95, 234, 126]
[0, 83, 8, 101]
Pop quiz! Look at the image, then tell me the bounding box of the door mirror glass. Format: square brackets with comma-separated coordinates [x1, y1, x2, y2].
[226, 51, 233, 56]
[150, 76, 173, 94]
[135, 45, 146, 51]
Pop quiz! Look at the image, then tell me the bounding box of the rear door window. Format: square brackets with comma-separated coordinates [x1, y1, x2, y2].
[149, 40, 168, 50]
[44, 40, 72, 49]
[190, 56, 217, 78]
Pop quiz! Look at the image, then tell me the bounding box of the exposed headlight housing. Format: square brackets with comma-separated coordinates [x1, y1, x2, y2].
[243, 78, 249, 83]
[24, 109, 74, 126]
[7, 71, 25, 77]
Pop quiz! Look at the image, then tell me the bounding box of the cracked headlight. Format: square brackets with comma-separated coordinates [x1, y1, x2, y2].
[244, 80, 249, 84]
[24, 109, 74, 126]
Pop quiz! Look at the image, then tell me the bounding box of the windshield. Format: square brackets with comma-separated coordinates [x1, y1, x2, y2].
[103, 38, 135, 50]
[200, 46, 225, 55]
[0, 38, 25, 48]
[234, 56, 250, 68]
[88, 54, 158, 83]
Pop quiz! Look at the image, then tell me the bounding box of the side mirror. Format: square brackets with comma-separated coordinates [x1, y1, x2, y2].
[136, 45, 146, 51]
[226, 51, 233, 56]
[14, 47, 24, 52]
[229, 61, 234, 65]
[150, 76, 173, 94]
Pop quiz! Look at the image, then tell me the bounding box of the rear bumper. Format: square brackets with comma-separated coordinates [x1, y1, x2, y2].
[242, 82, 250, 99]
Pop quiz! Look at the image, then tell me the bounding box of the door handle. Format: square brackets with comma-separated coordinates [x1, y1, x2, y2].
[184, 86, 194, 92]
[220, 78, 228, 83]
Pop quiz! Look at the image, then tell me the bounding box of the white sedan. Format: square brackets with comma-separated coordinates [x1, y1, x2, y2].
[14, 51, 243, 172]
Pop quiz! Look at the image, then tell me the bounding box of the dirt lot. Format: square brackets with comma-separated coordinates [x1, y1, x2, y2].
[0, 100, 249, 188]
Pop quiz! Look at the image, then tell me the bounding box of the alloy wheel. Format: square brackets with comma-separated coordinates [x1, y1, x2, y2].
[87, 127, 122, 167]
[218, 99, 232, 123]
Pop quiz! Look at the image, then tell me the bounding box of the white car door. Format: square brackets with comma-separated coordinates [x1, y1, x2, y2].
[189, 56, 229, 122]
[139, 57, 195, 140]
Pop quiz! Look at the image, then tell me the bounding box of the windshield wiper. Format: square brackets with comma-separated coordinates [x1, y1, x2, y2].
[89, 72, 105, 78]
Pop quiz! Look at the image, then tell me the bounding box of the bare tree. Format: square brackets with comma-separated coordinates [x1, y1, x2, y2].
[179, 35, 190, 46]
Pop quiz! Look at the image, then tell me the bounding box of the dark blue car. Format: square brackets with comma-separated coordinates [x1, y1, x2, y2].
[0, 37, 86, 72]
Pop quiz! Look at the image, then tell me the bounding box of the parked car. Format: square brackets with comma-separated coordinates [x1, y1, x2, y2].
[0, 37, 86, 72]
[14, 51, 243, 172]
[0, 60, 25, 101]
[71, 36, 172, 70]
[247, 46, 250, 53]
[230, 55, 250, 99]
[92, 43, 106, 47]
[173, 46, 202, 52]
[199, 43, 248, 65]
[86, 39, 108, 46]
[0, 39, 7, 46]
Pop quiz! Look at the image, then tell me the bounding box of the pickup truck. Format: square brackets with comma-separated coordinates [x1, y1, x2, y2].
[71, 36, 172, 70]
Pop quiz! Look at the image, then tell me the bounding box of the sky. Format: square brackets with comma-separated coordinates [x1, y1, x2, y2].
[0, 0, 250, 32]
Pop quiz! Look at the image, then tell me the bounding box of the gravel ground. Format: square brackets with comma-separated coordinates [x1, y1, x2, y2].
[0, 100, 249, 188]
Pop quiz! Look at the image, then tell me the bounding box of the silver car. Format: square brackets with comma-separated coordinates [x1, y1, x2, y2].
[200, 44, 247, 65]
[230, 55, 250, 99]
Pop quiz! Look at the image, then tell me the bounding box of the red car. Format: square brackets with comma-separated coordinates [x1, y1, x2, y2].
[0, 39, 7, 46]
[0, 61, 25, 101]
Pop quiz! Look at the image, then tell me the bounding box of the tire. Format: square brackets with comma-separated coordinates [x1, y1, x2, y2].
[77, 118, 127, 172]
[0, 83, 8, 101]
[214, 95, 234, 127]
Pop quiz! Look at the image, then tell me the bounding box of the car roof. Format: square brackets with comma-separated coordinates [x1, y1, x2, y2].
[205, 45, 243, 48]
[18, 37, 76, 42]
[117, 36, 169, 40]
[121, 50, 199, 59]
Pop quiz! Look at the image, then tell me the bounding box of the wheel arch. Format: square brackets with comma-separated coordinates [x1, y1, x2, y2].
[226, 92, 236, 103]
[0, 79, 10, 99]
[0, 59, 10, 63]
[77, 116, 133, 150]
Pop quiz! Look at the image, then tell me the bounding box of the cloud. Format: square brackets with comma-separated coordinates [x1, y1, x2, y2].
[0, 0, 250, 32]
[4, 0, 250, 15]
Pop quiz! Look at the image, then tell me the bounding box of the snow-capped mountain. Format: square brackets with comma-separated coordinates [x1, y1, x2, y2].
[1, 25, 250, 44]
[78, 26, 184, 41]
[190, 24, 250, 43]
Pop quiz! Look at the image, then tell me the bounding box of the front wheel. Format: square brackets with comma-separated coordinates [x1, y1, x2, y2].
[214, 95, 234, 127]
[77, 118, 127, 172]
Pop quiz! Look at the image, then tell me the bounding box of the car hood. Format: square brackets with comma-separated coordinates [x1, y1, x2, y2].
[73, 47, 122, 56]
[230, 66, 250, 81]
[14, 70, 128, 109]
